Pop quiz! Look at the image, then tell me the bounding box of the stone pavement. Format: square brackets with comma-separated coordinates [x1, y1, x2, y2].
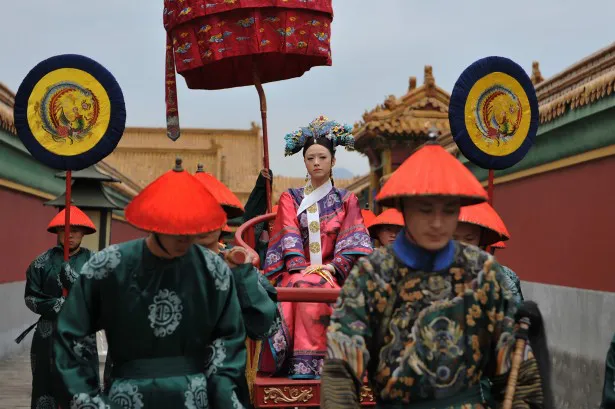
[0, 350, 106, 409]
[0, 350, 30, 408]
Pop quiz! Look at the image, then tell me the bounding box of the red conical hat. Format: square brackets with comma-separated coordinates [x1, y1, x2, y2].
[458, 202, 510, 246]
[376, 142, 488, 208]
[361, 209, 376, 226]
[491, 241, 506, 249]
[126, 158, 226, 235]
[367, 209, 404, 236]
[222, 223, 232, 233]
[47, 205, 96, 235]
[194, 164, 245, 219]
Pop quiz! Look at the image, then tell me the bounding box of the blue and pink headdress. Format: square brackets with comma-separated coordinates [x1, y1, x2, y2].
[284, 115, 355, 156]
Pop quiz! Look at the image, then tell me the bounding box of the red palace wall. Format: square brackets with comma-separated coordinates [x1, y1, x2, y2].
[492, 155, 615, 293]
[0, 186, 145, 284]
[0, 187, 57, 284]
[111, 218, 146, 244]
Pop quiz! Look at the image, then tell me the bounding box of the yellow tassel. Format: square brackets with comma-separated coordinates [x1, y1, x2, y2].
[245, 338, 262, 404]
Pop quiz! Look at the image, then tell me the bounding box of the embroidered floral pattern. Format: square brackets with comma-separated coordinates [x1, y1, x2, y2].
[35, 394, 56, 409]
[70, 393, 110, 409]
[109, 380, 144, 409]
[204, 250, 231, 291]
[184, 374, 209, 409]
[33, 251, 51, 269]
[81, 245, 121, 280]
[324, 241, 540, 406]
[148, 289, 183, 337]
[72, 334, 98, 361]
[230, 391, 245, 409]
[59, 262, 81, 288]
[290, 356, 323, 377]
[264, 316, 282, 338]
[53, 296, 65, 313]
[204, 338, 227, 378]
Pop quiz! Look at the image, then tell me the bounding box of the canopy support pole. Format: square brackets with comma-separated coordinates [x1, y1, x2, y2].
[253, 70, 272, 214]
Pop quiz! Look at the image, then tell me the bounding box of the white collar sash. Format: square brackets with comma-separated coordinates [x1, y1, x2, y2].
[297, 179, 332, 266]
[296, 179, 332, 216]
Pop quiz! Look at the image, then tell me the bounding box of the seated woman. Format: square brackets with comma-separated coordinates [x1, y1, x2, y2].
[366, 208, 404, 247]
[453, 202, 524, 303]
[261, 115, 373, 379]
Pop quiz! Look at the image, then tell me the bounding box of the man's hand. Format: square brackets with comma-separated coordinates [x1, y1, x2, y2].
[59, 262, 79, 292]
[224, 247, 254, 268]
[260, 168, 272, 180]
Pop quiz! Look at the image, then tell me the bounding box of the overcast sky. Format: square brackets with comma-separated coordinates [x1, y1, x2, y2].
[2, 1, 613, 177]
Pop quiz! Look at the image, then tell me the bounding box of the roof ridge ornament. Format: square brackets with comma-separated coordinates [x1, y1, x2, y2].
[424, 65, 435, 88]
[531, 61, 544, 85]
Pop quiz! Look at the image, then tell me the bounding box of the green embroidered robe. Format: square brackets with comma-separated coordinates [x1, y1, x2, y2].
[24, 246, 96, 409]
[321, 241, 544, 409]
[54, 239, 248, 409]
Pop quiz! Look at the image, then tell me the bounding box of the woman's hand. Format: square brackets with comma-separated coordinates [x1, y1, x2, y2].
[302, 264, 335, 286]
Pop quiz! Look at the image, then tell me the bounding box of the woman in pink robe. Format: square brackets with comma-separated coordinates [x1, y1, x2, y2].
[260, 116, 373, 379]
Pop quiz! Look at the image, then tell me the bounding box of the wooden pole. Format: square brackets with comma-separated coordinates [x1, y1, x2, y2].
[486, 168, 495, 253]
[253, 70, 272, 215]
[63, 170, 72, 262]
[502, 317, 531, 409]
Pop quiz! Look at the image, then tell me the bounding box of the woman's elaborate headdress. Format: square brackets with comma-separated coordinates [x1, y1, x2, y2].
[284, 115, 354, 156]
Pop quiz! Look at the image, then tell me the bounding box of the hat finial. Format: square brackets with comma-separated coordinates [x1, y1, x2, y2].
[425, 127, 440, 145]
[196, 163, 204, 173]
[173, 157, 183, 172]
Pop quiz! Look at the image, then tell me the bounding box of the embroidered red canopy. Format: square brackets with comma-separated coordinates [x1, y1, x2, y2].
[163, 0, 333, 139]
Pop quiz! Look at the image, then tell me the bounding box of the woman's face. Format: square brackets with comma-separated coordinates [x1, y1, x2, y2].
[453, 222, 482, 246]
[376, 225, 402, 246]
[401, 196, 460, 251]
[304, 144, 335, 181]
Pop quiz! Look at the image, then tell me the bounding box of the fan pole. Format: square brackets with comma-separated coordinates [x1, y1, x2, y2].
[63, 170, 72, 262]
[486, 169, 495, 253]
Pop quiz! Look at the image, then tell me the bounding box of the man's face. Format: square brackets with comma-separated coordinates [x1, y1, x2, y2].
[401, 197, 460, 251]
[157, 234, 196, 257]
[196, 229, 222, 248]
[453, 222, 482, 246]
[376, 225, 402, 246]
[57, 227, 85, 250]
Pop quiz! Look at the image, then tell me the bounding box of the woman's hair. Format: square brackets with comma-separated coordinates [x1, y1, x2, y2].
[284, 116, 354, 156]
[302, 136, 335, 157]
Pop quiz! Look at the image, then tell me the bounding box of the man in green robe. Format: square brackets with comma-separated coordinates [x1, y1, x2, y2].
[602, 332, 615, 409]
[19, 205, 98, 409]
[54, 159, 249, 409]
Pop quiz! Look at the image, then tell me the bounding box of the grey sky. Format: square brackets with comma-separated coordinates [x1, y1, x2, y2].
[2, 1, 613, 177]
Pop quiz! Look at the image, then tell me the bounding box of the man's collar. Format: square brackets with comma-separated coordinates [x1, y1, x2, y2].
[392, 231, 455, 271]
